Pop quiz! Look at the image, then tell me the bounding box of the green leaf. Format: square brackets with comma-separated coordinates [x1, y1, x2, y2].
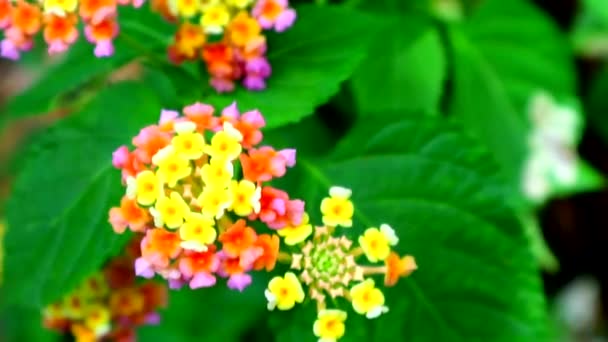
[2, 5, 172, 122]
[138, 276, 268, 342]
[350, 15, 446, 115]
[2, 82, 162, 308]
[204, 4, 382, 128]
[448, 0, 576, 191]
[285, 116, 548, 340]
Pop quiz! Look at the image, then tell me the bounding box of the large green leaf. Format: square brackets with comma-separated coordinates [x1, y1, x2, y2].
[279, 116, 548, 341]
[350, 14, 446, 115]
[2, 82, 162, 308]
[138, 275, 268, 342]
[448, 0, 576, 191]
[204, 4, 382, 128]
[2, 5, 172, 122]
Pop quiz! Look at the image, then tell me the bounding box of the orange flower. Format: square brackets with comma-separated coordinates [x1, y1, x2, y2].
[228, 11, 261, 47]
[202, 42, 236, 79]
[240, 147, 295, 182]
[168, 22, 206, 63]
[139, 282, 168, 313]
[178, 245, 219, 277]
[11, 0, 41, 35]
[0, 0, 12, 28]
[141, 229, 182, 268]
[43, 13, 78, 54]
[252, 234, 279, 271]
[109, 196, 150, 234]
[183, 102, 220, 132]
[218, 219, 257, 258]
[79, 0, 116, 24]
[110, 287, 145, 316]
[132, 126, 172, 164]
[384, 252, 417, 287]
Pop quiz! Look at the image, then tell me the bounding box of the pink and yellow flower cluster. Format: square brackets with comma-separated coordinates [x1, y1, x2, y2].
[43, 237, 168, 342]
[0, 0, 142, 60]
[162, 0, 296, 92]
[109, 101, 303, 291]
[108, 100, 417, 341]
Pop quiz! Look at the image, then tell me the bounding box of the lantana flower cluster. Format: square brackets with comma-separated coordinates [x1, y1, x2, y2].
[109, 101, 303, 291]
[0, 0, 143, 60]
[108, 101, 417, 341]
[42, 237, 168, 342]
[160, 0, 296, 92]
[265, 186, 418, 342]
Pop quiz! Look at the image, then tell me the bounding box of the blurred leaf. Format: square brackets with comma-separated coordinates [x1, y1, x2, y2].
[519, 211, 558, 272]
[204, 4, 382, 128]
[571, 0, 608, 57]
[2, 82, 162, 308]
[2, 5, 172, 123]
[350, 15, 446, 115]
[448, 0, 577, 194]
[283, 115, 549, 340]
[138, 276, 268, 342]
[0, 306, 60, 342]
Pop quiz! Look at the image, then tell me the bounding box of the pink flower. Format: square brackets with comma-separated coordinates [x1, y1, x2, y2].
[253, 0, 296, 32]
[251, 187, 304, 229]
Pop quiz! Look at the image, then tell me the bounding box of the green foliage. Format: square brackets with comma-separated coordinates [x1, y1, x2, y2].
[350, 14, 446, 115]
[2, 82, 162, 308]
[447, 0, 575, 191]
[275, 115, 548, 340]
[204, 5, 382, 128]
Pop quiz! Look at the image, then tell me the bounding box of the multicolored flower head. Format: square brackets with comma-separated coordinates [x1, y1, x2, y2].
[0, 0, 141, 59]
[163, 0, 296, 92]
[265, 187, 417, 341]
[43, 237, 168, 341]
[109, 101, 302, 292]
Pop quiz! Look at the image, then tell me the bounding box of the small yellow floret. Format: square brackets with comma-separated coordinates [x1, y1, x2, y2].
[313, 309, 347, 342]
[197, 186, 233, 219]
[201, 158, 233, 188]
[320, 186, 354, 227]
[176, 0, 200, 17]
[83, 304, 111, 337]
[132, 170, 162, 206]
[349, 279, 388, 319]
[200, 5, 230, 34]
[155, 147, 192, 188]
[204, 122, 243, 161]
[153, 192, 191, 229]
[172, 128, 206, 160]
[43, 0, 77, 16]
[229, 179, 261, 216]
[277, 213, 312, 245]
[265, 272, 305, 311]
[179, 212, 217, 251]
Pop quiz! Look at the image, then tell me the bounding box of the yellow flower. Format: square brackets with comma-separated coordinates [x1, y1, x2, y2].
[43, 0, 77, 16]
[201, 158, 233, 188]
[204, 122, 243, 161]
[179, 212, 217, 251]
[358, 224, 398, 263]
[152, 192, 191, 229]
[226, 0, 253, 8]
[265, 272, 305, 311]
[128, 170, 162, 206]
[229, 179, 261, 216]
[197, 186, 233, 219]
[78, 273, 109, 299]
[349, 279, 388, 319]
[277, 213, 312, 245]
[176, 0, 200, 17]
[313, 309, 347, 342]
[62, 293, 87, 319]
[154, 146, 192, 187]
[83, 304, 111, 337]
[172, 122, 206, 160]
[320, 186, 354, 227]
[200, 4, 231, 34]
